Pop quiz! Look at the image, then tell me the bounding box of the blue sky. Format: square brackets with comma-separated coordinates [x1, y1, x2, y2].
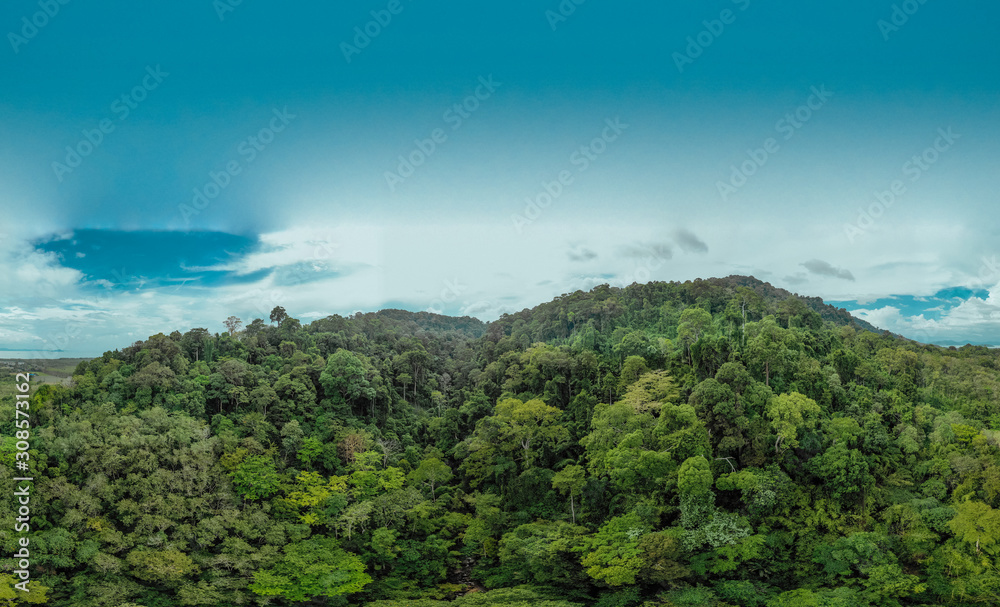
[1, 1, 999, 356]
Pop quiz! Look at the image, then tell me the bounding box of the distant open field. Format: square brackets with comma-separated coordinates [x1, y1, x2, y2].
[0, 358, 92, 393]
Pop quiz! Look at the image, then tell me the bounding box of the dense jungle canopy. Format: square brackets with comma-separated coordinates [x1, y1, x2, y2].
[2, 276, 999, 606]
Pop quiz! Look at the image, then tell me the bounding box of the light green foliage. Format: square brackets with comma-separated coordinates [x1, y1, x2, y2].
[824, 416, 863, 446]
[925, 541, 1000, 603]
[587, 374, 677, 498]
[689, 377, 748, 453]
[619, 370, 680, 413]
[364, 600, 448, 607]
[604, 442, 674, 497]
[808, 442, 872, 506]
[952, 423, 981, 445]
[661, 586, 720, 606]
[465, 398, 568, 483]
[896, 424, 922, 454]
[552, 464, 586, 522]
[229, 454, 280, 500]
[124, 548, 196, 584]
[678, 455, 715, 536]
[249, 537, 371, 601]
[766, 391, 822, 452]
[583, 372, 679, 492]
[686, 522, 761, 570]
[297, 435, 324, 465]
[949, 500, 1000, 555]
[498, 521, 589, 587]
[462, 492, 506, 556]
[678, 307, 712, 364]
[678, 307, 712, 344]
[371, 527, 400, 562]
[282, 470, 349, 526]
[0, 575, 50, 605]
[812, 532, 926, 601]
[678, 455, 713, 495]
[636, 528, 689, 585]
[747, 316, 795, 387]
[861, 563, 926, 601]
[408, 457, 453, 501]
[582, 402, 653, 469]
[618, 355, 650, 392]
[677, 456, 757, 554]
[654, 401, 710, 463]
[695, 511, 752, 549]
[249, 384, 278, 415]
[407, 585, 584, 607]
[379, 465, 407, 492]
[767, 588, 822, 607]
[320, 348, 376, 405]
[338, 500, 375, 539]
[493, 397, 568, 466]
[715, 467, 777, 514]
[580, 513, 649, 586]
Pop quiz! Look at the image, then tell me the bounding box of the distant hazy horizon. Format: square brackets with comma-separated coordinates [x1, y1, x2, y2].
[4, 277, 1000, 360]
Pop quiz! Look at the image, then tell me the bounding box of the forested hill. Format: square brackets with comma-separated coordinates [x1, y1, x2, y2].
[701, 275, 882, 334]
[487, 276, 882, 344]
[4, 277, 1000, 607]
[336, 309, 488, 339]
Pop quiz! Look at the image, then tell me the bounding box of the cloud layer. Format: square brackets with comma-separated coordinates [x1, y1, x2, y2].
[2, 220, 1000, 356]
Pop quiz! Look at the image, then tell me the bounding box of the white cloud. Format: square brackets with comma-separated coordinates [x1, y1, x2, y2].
[196, 225, 378, 276]
[854, 283, 1000, 345]
[3, 215, 1000, 356]
[0, 235, 83, 298]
